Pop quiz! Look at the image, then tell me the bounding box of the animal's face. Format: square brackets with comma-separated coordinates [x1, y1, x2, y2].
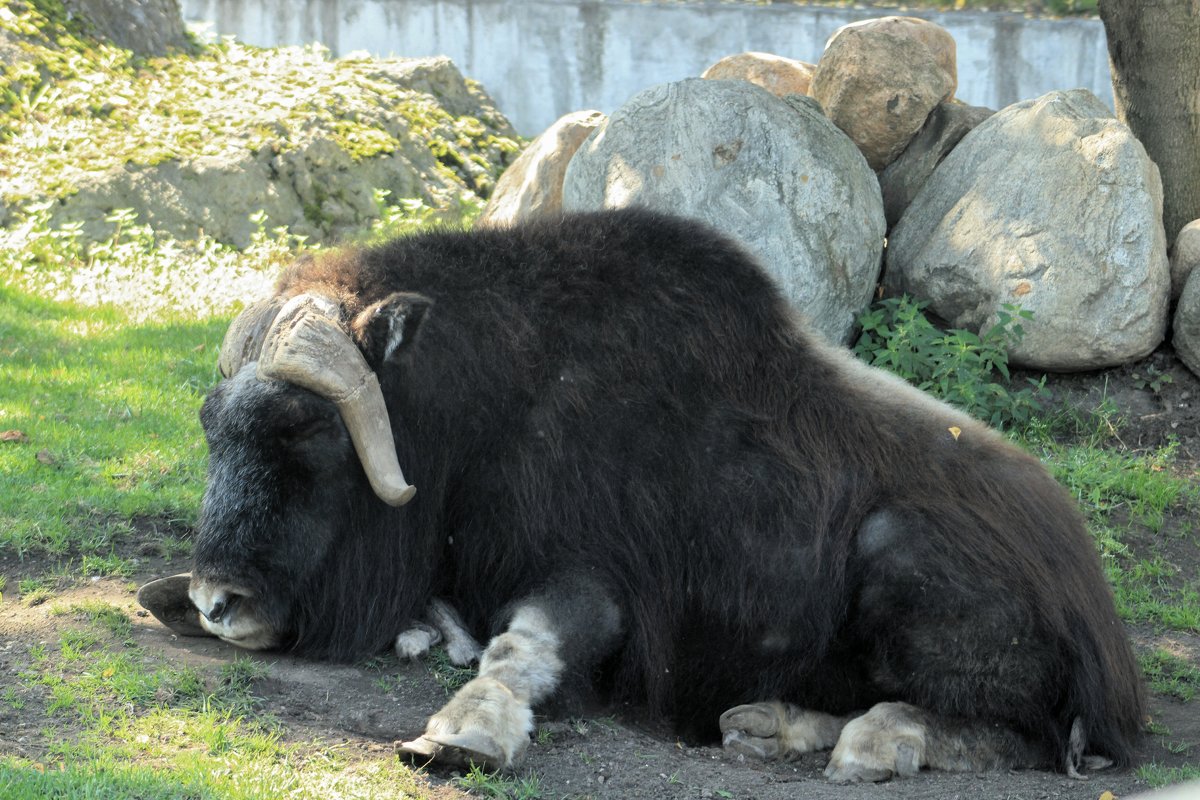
[187, 289, 430, 650]
[189, 367, 359, 649]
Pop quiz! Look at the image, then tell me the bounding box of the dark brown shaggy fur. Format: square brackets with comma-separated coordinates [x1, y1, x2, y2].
[193, 208, 1144, 772]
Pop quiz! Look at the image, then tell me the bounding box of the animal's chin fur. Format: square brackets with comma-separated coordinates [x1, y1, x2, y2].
[285, 499, 437, 662]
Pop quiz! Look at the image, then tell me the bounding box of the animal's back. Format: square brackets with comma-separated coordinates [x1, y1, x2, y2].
[279, 209, 1144, 765]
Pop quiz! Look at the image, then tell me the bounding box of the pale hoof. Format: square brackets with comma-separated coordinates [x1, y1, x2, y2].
[720, 704, 781, 738]
[824, 704, 925, 783]
[824, 741, 920, 783]
[396, 730, 506, 770]
[400, 676, 532, 770]
[720, 703, 783, 761]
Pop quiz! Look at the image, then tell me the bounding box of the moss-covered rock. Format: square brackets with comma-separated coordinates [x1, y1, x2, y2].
[0, 0, 521, 246]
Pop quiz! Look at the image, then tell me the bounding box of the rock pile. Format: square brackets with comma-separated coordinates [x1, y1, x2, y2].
[482, 14, 1187, 375]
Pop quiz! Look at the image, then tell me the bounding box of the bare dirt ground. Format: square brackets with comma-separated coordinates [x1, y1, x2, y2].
[3, 348, 1200, 800]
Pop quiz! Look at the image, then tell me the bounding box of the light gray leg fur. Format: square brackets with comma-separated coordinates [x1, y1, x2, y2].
[427, 598, 483, 665]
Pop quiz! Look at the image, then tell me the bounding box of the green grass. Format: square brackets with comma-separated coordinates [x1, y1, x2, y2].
[1041, 439, 1195, 534]
[1, 595, 434, 800]
[1031, 440, 1200, 634]
[453, 764, 543, 799]
[1136, 763, 1200, 789]
[48, 600, 134, 639]
[0, 285, 226, 558]
[1140, 649, 1200, 702]
[427, 648, 478, 695]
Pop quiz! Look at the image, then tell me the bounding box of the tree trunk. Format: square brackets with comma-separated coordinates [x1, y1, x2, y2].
[1099, 0, 1200, 246]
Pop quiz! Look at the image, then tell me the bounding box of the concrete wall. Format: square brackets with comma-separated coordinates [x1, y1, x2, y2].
[183, 0, 1113, 136]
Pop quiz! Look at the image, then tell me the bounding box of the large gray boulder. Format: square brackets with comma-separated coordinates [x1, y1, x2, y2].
[562, 79, 885, 344]
[886, 89, 1169, 371]
[1173, 266, 1200, 376]
[1172, 218, 1200, 377]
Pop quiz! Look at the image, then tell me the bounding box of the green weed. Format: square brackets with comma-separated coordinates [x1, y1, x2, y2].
[854, 296, 1048, 429]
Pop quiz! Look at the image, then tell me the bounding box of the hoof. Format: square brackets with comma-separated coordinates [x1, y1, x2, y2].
[137, 574, 212, 638]
[719, 703, 783, 761]
[720, 704, 781, 738]
[824, 703, 925, 783]
[396, 730, 505, 770]
[824, 739, 920, 783]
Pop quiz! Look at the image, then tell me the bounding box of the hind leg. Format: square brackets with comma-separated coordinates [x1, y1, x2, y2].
[824, 701, 1041, 782]
[720, 702, 849, 761]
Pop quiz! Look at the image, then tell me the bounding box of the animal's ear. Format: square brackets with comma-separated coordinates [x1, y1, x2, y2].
[350, 292, 433, 369]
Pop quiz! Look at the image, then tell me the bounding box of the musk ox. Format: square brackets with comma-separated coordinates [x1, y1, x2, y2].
[154, 208, 1144, 782]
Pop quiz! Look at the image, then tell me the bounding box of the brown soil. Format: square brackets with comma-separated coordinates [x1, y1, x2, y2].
[2, 350, 1200, 800]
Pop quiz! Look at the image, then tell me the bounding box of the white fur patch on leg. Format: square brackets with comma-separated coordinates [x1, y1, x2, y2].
[825, 702, 928, 783]
[394, 621, 442, 660]
[478, 606, 563, 704]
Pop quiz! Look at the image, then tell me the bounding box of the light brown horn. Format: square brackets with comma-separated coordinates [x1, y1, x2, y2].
[219, 298, 285, 378]
[257, 293, 417, 506]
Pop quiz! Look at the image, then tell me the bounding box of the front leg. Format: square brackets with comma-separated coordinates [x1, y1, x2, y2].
[398, 575, 622, 769]
[394, 598, 483, 665]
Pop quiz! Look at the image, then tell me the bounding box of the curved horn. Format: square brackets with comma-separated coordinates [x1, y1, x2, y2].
[219, 298, 285, 379]
[257, 293, 417, 506]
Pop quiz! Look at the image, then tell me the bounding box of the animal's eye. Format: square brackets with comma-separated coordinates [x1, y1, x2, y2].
[277, 415, 335, 446]
[273, 394, 339, 446]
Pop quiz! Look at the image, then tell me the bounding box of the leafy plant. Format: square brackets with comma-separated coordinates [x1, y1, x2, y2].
[853, 296, 1049, 428]
[1132, 363, 1174, 394]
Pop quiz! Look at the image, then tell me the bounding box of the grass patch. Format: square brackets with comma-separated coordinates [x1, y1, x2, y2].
[1039, 439, 1194, 534]
[454, 764, 544, 799]
[19, 582, 53, 607]
[1141, 649, 1200, 702]
[49, 600, 133, 639]
[427, 648, 477, 696]
[1135, 763, 1200, 789]
[0, 285, 227, 559]
[3, 616, 436, 800]
[1015, 432, 1200, 633]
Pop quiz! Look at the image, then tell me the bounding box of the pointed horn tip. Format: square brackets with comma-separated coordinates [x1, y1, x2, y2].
[382, 484, 417, 507]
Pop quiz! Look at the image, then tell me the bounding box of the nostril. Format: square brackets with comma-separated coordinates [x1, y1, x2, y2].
[201, 592, 243, 624]
[206, 597, 228, 624]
